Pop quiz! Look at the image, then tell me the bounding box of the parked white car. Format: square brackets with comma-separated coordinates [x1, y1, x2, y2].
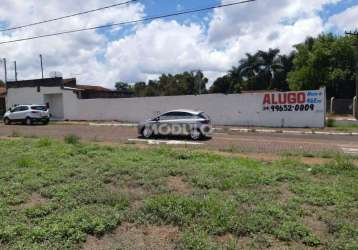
[3, 105, 50, 125]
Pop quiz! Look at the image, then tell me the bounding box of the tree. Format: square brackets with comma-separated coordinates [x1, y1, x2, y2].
[237, 53, 261, 90]
[115, 82, 134, 93]
[288, 34, 357, 98]
[213, 49, 290, 92]
[157, 71, 208, 96]
[271, 52, 295, 91]
[256, 48, 284, 90]
[209, 75, 233, 94]
[133, 82, 147, 97]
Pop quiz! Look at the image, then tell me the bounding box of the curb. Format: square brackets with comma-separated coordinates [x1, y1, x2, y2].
[89, 123, 136, 127]
[227, 128, 358, 136]
[88, 123, 357, 136]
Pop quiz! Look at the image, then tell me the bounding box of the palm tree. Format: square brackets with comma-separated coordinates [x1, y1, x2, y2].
[256, 48, 284, 90]
[233, 53, 261, 90]
[273, 52, 295, 90]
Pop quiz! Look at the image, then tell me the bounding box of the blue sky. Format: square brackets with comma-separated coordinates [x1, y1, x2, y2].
[0, 0, 357, 87]
[99, 0, 358, 48]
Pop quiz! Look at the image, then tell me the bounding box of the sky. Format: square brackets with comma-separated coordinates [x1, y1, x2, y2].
[0, 0, 357, 89]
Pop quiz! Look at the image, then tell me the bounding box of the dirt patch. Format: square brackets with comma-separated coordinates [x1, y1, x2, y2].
[82, 223, 179, 250]
[303, 216, 330, 242]
[17, 193, 48, 209]
[167, 176, 192, 195]
[105, 179, 147, 199]
[215, 233, 236, 243]
[278, 183, 295, 203]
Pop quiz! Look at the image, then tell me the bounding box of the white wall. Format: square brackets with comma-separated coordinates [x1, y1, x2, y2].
[6, 87, 326, 128]
[64, 88, 326, 128]
[6, 86, 64, 108]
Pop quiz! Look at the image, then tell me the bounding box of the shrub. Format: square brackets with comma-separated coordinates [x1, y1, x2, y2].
[330, 155, 355, 170]
[326, 119, 335, 127]
[64, 134, 80, 145]
[36, 137, 53, 147]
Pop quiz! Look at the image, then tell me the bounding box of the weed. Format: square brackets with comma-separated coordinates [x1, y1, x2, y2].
[327, 119, 336, 127]
[179, 228, 217, 250]
[64, 134, 81, 144]
[330, 155, 356, 170]
[36, 137, 53, 147]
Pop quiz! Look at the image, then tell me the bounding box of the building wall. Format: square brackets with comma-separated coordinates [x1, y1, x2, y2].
[6, 87, 64, 108]
[6, 87, 326, 128]
[64, 88, 326, 128]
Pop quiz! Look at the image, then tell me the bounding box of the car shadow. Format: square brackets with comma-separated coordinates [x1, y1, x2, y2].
[138, 134, 212, 142]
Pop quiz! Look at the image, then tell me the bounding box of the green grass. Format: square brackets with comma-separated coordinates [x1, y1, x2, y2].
[326, 119, 358, 131]
[0, 138, 357, 249]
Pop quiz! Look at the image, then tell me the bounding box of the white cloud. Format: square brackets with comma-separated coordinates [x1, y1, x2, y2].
[104, 20, 231, 85]
[327, 5, 358, 31]
[0, 0, 145, 85]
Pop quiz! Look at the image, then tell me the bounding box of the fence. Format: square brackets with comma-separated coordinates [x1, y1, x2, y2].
[328, 97, 357, 116]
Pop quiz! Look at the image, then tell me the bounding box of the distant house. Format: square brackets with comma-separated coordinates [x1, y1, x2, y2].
[5, 77, 133, 119]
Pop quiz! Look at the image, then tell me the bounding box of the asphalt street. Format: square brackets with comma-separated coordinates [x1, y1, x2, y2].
[0, 123, 357, 155]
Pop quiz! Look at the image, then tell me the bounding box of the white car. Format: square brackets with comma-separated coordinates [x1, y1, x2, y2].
[138, 109, 213, 140]
[3, 105, 50, 125]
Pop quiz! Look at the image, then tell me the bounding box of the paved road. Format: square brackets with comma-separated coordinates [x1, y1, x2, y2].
[0, 124, 357, 154]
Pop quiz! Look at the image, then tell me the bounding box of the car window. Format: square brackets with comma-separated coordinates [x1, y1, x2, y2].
[31, 106, 47, 111]
[12, 106, 23, 112]
[20, 106, 29, 111]
[160, 112, 194, 120]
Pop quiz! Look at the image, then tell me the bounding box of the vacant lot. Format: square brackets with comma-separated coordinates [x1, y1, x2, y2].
[0, 138, 357, 249]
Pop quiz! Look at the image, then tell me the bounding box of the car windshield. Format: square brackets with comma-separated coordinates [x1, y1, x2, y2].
[31, 106, 47, 111]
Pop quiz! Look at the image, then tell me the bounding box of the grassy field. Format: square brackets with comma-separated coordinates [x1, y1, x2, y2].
[0, 137, 357, 250]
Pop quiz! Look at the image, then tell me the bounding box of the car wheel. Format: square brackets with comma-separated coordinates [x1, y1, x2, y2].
[190, 129, 201, 140]
[25, 117, 32, 125]
[43, 119, 49, 125]
[4, 117, 11, 125]
[142, 127, 153, 138]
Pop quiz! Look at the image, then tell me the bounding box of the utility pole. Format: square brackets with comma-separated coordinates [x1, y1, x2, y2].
[345, 30, 358, 119]
[193, 70, 202, 95]
[39, 54, 44, 79]
[3, 58, 7, 85]
[14, 61, 17, 81]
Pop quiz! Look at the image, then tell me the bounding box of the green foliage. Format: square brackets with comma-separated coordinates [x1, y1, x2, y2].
[288, 34, 357, 98]
[64, 134, 80, 145]
[115, 81, 134, 94]
[179, 228, 217, 250]
[327, 118, 336, 127]
[210, 49, 293, 93]
[116, 71, 208, 97]
[36, 137, 53, 147]
[330, 155, 356, 170]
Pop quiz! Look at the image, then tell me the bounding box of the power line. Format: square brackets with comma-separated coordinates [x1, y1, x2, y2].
[0, 0, 256, 45]
[0, 0, 138, 32]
